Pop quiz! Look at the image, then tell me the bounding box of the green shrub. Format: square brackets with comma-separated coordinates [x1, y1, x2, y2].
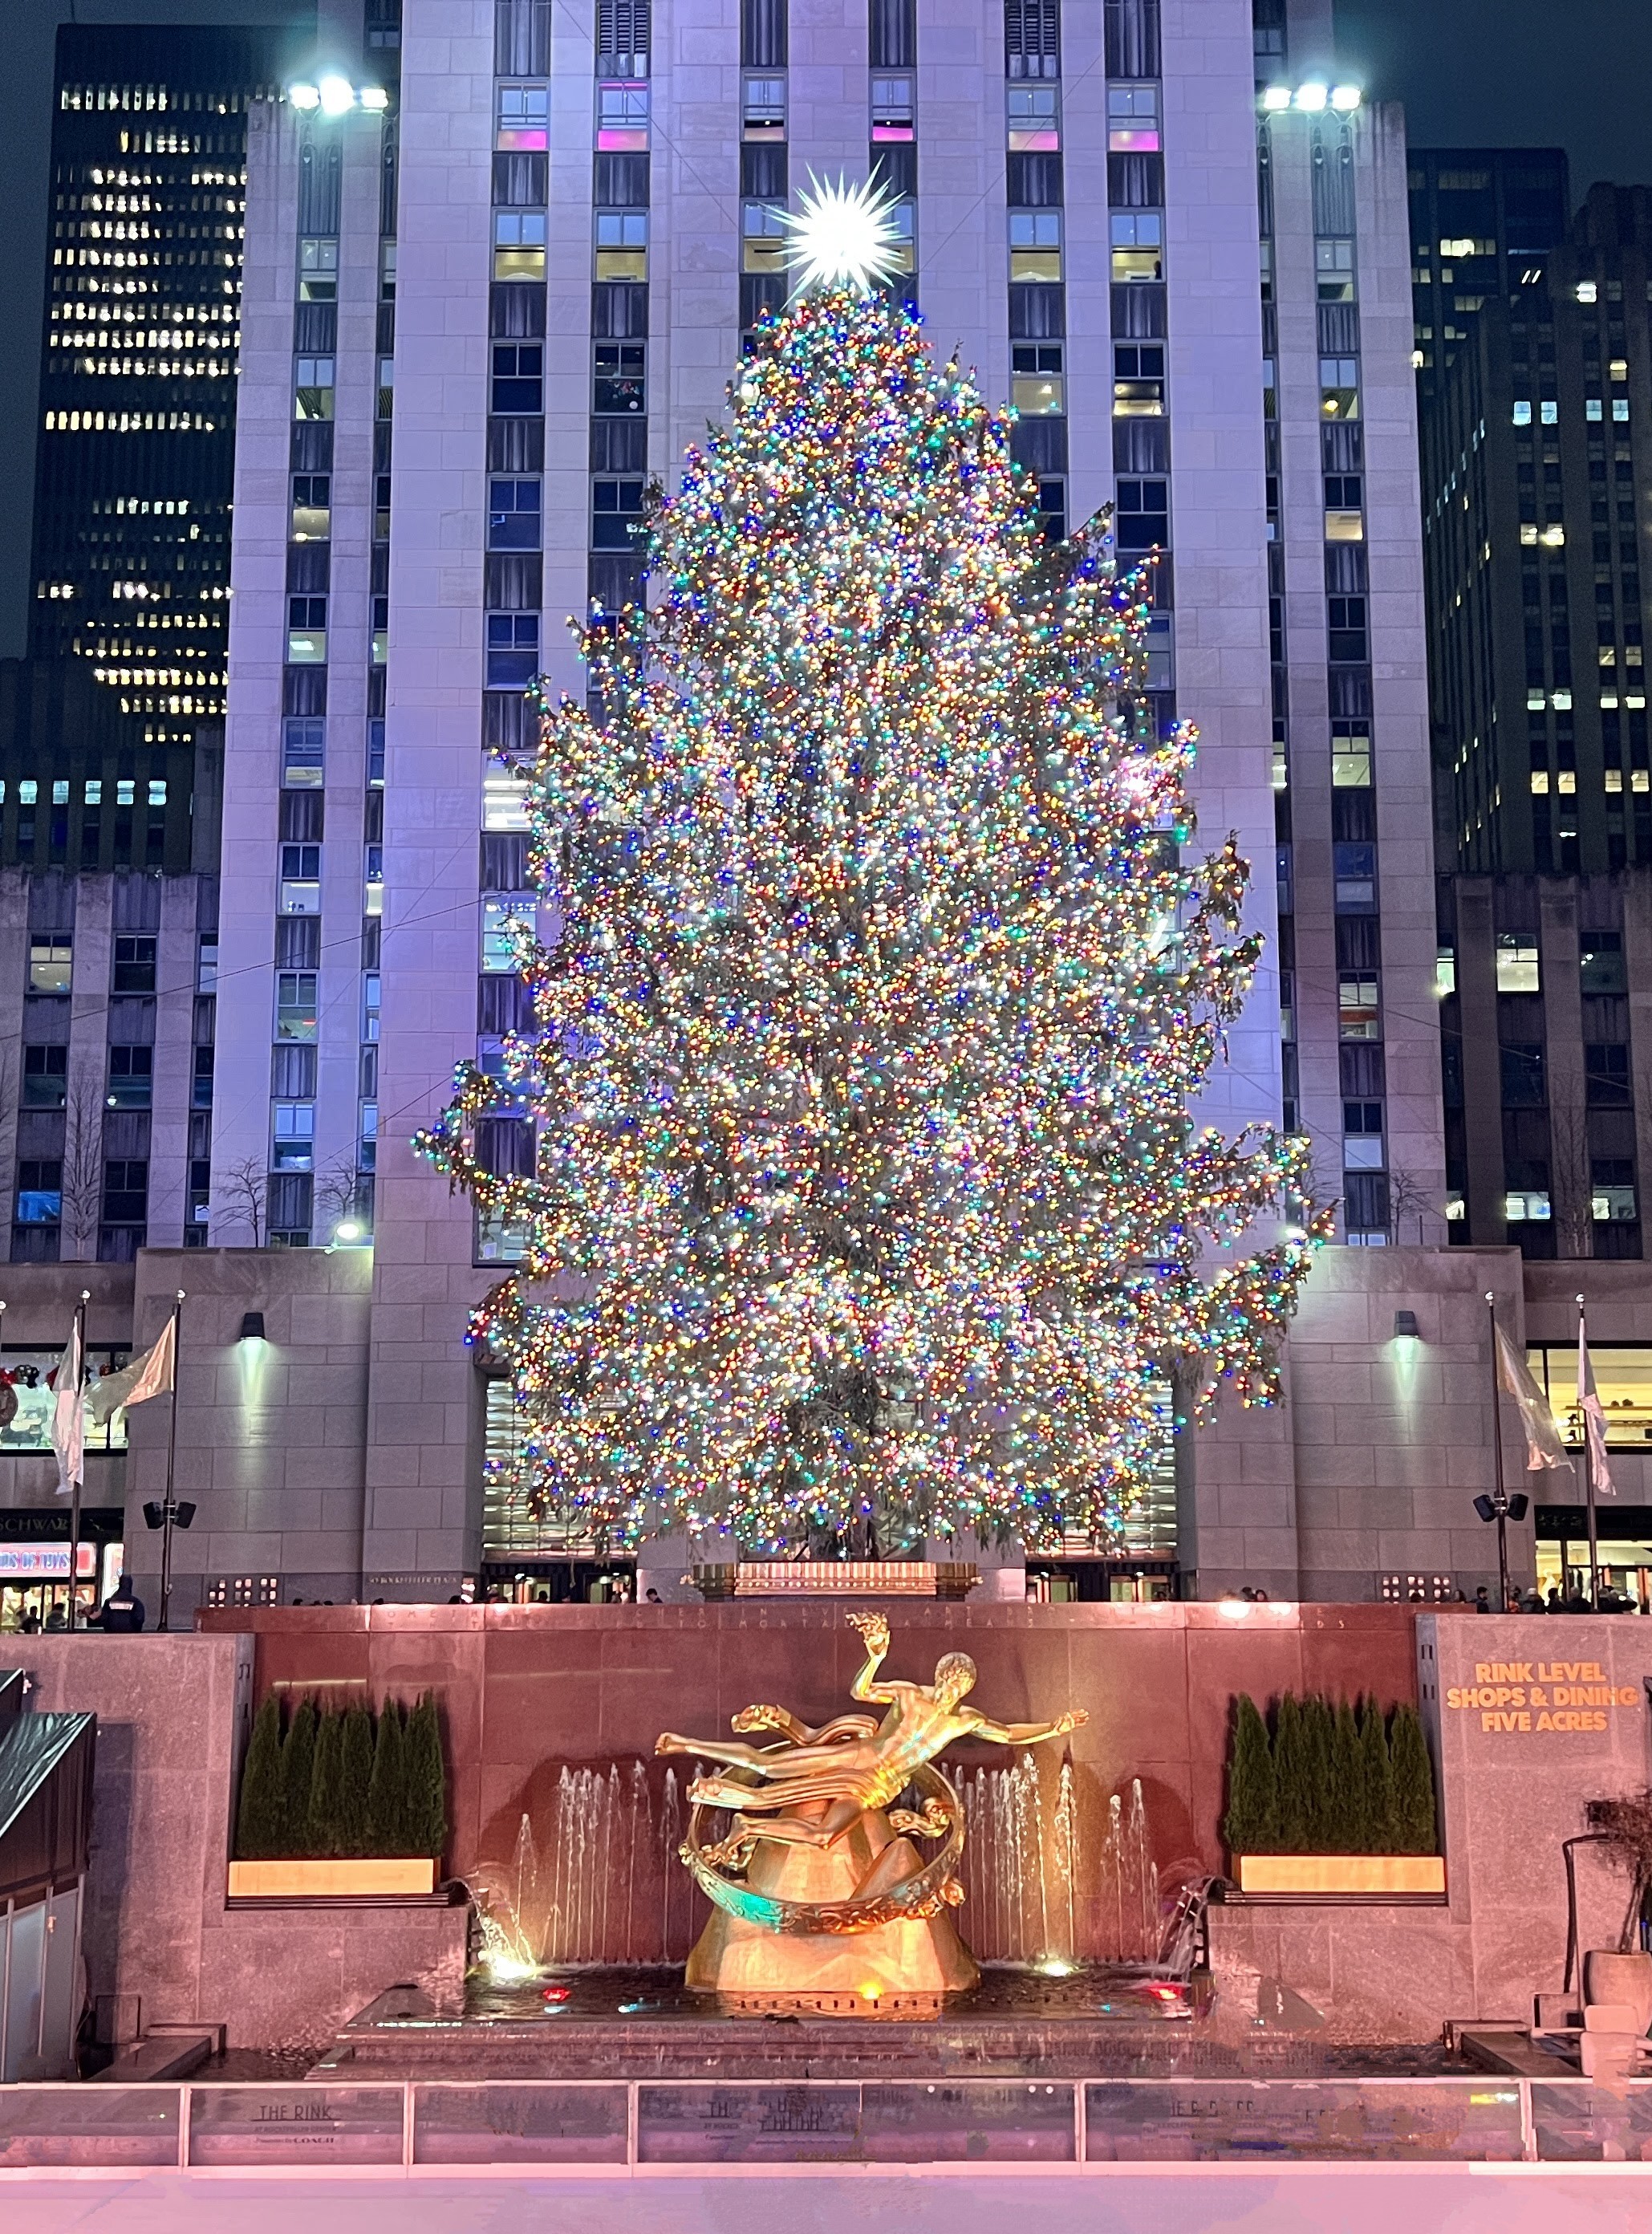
[279, 1699, 318, 1858]
[1388, 1703, 1438, 1855]
[367, 1697, 407, 1853]
[403, 1692, 448, 1862]
[1272, 1692, 1309, 1850]
[1328, 1696, 1366, 1854]
[338, 1704, 375, 1855]
[1301, 1694, 1335, 1849]
[1358, 1694, 1397, 1852]
[307, 1706, 343, 1857]
[1222, 1694, 1277, 1855]
[235, 1695, 285, 1860]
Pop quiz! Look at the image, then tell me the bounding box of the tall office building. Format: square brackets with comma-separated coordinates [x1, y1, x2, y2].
[1407, 148, 1569, 400]
[189, 0, 1444, 1605]
[1423, 185, 1652, 1261]
[18, 23, 298, 875]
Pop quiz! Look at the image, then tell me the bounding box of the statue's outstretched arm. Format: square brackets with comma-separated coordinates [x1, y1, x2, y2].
[968, 1708, 1088, 1746]
[846, 1609, 900, 1705]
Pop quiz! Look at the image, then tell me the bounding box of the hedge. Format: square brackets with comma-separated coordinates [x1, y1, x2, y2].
[234, 1691, 448, 1861]
[1222, 1690, 1438, 1856]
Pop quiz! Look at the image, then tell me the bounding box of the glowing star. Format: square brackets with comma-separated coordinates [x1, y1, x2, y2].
[779, 172, 906, 298]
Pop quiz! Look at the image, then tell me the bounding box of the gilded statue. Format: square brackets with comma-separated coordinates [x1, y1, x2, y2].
[657, 1610, 1088, 2005]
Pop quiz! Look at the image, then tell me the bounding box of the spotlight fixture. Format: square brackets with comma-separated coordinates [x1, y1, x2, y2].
[1394, 1310, 1420, 1340]
[238, 1311, 266, 1343]
[318, 73, 355, 115]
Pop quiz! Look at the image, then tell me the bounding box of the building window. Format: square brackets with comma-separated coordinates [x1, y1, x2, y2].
[741, 201, 787, 273]
[597, 81, 650, 150]
[497, 85, 550, 151]
[741, 76, 785, 139]
[1114, 477, 1168, 552]
[1110, 211, 1161, 282]
[22, 1046, 67, 1109]
[28, 939, 72, 994]
[595, 210, 647, 280]
[1007, 83, 1059, 152]
[593, 340, 644, 415]
[1106, 83, 1159, 152]
[1337, 975, 1381, 1040]
[493, 210, 547, 278]
[486, 614, 540, 689]
[481, 898, 534, 973]
[1009, 209, 1062, 283]
[107, 1046, 153, 1111]
[291, 473, 331, 540]
[294, 356, 336, 420]
[492, 343, 544, 415]
[1332, 722, 1371, 786]
[871, 75, 914, 140]
[287, 596, 328, 664]
[283, 717, 326, 788]
[1315, 238, 1356, 303]
[1011, 343, 1064, 417]
[276, 972, 319, 1042]
[1320, 357, 1359, 419]
[112, 935, 156, 993]
[272, 1103, 316, 1171]
[1586, 1044, 1632, 1107]
[298, 238, 339, 303]
[1581, 931, 1626, 994]
[1592, 1161, 1638, 1224]
[1113, 343, 1165, 416]
[489, 478, 542, 550]
[1327, 595, 1368, 662]
[1495, 935, 1540, 993]
[592, 477, 645, 549]
[14, 1161, 63, 1227]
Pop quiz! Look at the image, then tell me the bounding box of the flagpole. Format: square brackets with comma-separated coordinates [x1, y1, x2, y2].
[1485, 1291, 1510, 1611]
[1579, 1293, 1601, 1609]
[159, 1290, 185, 1634]
[67, 1288, 88, 1631]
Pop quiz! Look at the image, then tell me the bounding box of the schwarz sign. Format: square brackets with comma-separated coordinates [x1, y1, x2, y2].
[1443, 1658, 1644, 1736]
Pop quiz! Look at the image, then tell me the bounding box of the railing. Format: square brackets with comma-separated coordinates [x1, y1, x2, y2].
[0, 2075, 1649, 2170]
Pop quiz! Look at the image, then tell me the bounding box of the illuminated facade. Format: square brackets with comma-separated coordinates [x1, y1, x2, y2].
[15, 24, 293, 874]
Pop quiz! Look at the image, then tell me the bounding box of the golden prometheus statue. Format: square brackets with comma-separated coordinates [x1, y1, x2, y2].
[656, 1610, 1087, 2006]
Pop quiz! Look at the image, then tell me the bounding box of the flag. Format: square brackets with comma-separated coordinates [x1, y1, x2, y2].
[49, 1318, 83, 1497]
[1495, 1326, 1573, 1473]
[88, 1318, 176, 1428]
[1577, 1318, 1617, 1498]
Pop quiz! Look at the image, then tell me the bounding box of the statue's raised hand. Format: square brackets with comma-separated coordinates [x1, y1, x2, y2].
[847, 1609, 890, 1656]
[1054, 1708, 1088, 1734]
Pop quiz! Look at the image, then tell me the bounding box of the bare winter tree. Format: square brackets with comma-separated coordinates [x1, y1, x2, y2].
[312, 1158, 361, 1237]
[1384, 1166, 1440, 1248]
[220, 1155, 268, 1248]
[58, 1081, 104, 1261]
[1545, 1077, 1594, 1261]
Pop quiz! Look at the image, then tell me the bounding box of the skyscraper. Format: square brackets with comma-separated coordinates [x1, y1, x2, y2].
[189, 0, 1443, 1605]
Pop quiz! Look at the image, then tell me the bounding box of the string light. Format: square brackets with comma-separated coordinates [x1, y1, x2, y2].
[416, 284, 1328, 1555]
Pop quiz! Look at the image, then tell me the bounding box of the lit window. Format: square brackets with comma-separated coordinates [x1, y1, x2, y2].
[497, 85, 549, 151]
[482, 898, 534, 973]
[1495, 935, 1540, 993]
[595, 209, 647, 280]
[741, 201, 787, 274]
[1331, 725, 1371, 786]
[1530, 768, 1550, 793]
[1540, 400, 1558, 424]
[1337, 974, 1381, 1040]
[272, 1103, 315, 1171]
[1314, 238, 1355, 303]
[1435, 948, 1455, 997]
[1587, 399, 1604, 422]
[1110, 210, 1160, 282]
[597, 81, 649, 151]
[294, 356, 335, 420]
[1009, 209, 1061, 282]
[1008, 83, 1058, 152]
[1106, 83, 1159, 152]
[1613, 399, 1630, 423]
[1512, 400, 1532, 425]
[1504, 1191, 1552, 1223]
[483, 774, 530, 831]
[283, 717, 325, 788]
[276, 972, 319, 1040]
[1576, 280, 1598, 303]
[1113, 343, 1165, 417]
[291, 472, 331, 541]
[1610, 358, 1629, 382]
[298, 237, 339, 303]
[871, 75, 913, 139]
[742, 75, 785, 138]
[1011, 342, 1064, 416]
[1320, 357, 1359, 420]
[28, 940, 72, 995]
[494, 210, 546, 278]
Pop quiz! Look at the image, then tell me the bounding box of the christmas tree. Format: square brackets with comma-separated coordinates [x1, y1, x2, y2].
[419, 185, 1322, 1554]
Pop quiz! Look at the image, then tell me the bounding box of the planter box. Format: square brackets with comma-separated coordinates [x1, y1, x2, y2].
[1235, 1854, 1445, 1897]
[226, 1858, 438, 1899]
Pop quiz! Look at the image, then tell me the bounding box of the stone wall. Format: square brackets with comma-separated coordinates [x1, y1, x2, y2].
[0, 1634, 465, 2046]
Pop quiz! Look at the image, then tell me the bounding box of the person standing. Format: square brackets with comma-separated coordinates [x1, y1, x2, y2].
[96, 1578, 146, 1632]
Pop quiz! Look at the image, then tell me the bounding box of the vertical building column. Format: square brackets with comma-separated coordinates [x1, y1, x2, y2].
[363, 0, 497, 1594]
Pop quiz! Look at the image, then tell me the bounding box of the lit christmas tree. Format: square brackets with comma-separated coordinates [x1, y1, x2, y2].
[418, 182, 1325, 1556]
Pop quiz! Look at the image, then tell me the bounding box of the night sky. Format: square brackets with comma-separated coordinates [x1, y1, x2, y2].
[1, 0, 1647, 657]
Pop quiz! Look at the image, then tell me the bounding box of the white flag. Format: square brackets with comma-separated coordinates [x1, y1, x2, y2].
[1577, 1321, 1617, 1498]
[49, 1319, 83, 1497]
[88, 1318, 176, 1428]
[1495, 1326, 1573, 1473]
